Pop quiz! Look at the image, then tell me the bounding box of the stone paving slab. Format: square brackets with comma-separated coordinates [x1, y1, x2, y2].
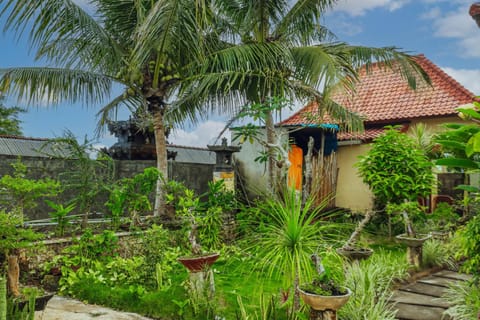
[433, 270, 473, 281]
[392, 270, 470, 320]
[394, 303, 451, 320]
[417, 276, 461, 287]
[390, 290, 450, 308]
[399, 282, 446, 297]
[35, 296, 153, 320]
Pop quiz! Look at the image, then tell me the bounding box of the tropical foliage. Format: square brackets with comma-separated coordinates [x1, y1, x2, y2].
[357, 126, 434, 206]
[0, 96, 23, 136]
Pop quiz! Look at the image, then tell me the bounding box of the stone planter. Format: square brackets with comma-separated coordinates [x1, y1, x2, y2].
[395, 233, 431, 267]
[177, 252, 220, 273]
[395, 233, 431, 247]
[15, 293, 54, 311]
[336, 247, 373, 262]
[429, 231, 449, 241]
[298, 286, 351, 320]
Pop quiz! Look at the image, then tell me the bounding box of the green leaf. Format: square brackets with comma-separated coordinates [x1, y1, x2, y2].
[435, 158, 479, 169]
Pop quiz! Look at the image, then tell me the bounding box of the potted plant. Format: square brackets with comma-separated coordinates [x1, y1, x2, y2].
[0, 211, 52, 314]
[386, 201, 431, 266]
[337, 211, 375, 262]
[357, 126, 435, 266]
[426, 201, 458, 240]
[175, 186, 222, 304]
[298, 254, 351, 319]
[176, 188, 220, 272]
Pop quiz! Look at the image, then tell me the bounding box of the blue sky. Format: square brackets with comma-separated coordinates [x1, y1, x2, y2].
[0, 0, 479, 148]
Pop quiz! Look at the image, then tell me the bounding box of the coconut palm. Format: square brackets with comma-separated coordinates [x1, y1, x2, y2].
[0, 0, 288, 216]
[214, 0, 429, 191]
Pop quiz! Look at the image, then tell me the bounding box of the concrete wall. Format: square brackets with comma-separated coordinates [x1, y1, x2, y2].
[0, 155, 214, 220]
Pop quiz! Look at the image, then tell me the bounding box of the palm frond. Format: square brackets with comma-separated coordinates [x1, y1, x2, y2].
[347, 45, 431, 89]
[1, 0, 124, 72]
[0, 67, 112, 107]
[95, 91, 146, 136]
[291, 43, 358, 90]
[276, 0, 337, 45]
[131, 0, 206, 73]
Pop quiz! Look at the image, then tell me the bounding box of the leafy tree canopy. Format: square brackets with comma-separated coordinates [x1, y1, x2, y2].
[0, 96, 24, 136]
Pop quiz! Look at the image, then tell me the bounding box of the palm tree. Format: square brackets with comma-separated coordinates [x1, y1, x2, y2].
[0, 0, 286, 216]
[215, 0, 429, 191]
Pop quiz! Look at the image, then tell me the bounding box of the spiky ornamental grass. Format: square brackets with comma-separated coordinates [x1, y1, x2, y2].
[339, 249, 410, 320]
[252, 187, 346, 309]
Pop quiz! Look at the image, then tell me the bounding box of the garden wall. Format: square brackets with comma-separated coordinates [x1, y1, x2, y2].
[0, 155, 214, 220]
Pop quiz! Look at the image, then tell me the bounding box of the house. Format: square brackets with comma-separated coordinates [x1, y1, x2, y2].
[279, 54, 476, 212]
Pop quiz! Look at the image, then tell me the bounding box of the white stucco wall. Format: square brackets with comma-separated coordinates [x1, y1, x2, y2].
[231, 127, 289, 198]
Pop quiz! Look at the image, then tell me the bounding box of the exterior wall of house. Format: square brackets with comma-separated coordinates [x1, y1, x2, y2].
[232, 127, 289, 199]
[335, 143, 373, 212]
[334, 116, 464, 212]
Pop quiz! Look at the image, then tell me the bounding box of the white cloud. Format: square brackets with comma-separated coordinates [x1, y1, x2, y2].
[422, 5, 480, 58]
[170, 120, 229, 147]
[442, 67, 480, 94]
[332, 0, 410, 16]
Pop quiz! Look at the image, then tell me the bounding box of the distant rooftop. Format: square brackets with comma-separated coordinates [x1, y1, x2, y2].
[0, 135, 73, 158]
[167, 145, 215, 165]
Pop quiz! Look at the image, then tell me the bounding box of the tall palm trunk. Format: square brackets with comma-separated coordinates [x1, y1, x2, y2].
[150, 97, 168, 217]
[266, 111, 276, 193]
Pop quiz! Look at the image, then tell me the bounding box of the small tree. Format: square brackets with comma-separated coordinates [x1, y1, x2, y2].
[105, 167, 159, 230]
[41, 131, 114, 229]
[232, 97, 294, 194]
[0, 211, 42, 297]
[0, 96, 24, 136]
[0, 159, 61, 221]
[356, 126, 434, 237]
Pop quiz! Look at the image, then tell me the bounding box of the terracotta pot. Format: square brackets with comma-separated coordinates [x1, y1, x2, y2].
[336, 247, 373, 261]
[298, 286, 351, 311]
[395, 233, 431, 247]
[177, 253, 220, 273]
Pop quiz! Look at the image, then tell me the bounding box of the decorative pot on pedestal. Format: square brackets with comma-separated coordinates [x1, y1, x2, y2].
[178, 253, 220, 302]
[395, 233, 431, 267]
[298, 286, 351, 320]
[336, 247, 373, 262]
[177, 253, 220, 273]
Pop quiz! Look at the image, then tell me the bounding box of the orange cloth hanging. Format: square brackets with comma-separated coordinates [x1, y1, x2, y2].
[288, 145, 303, 191]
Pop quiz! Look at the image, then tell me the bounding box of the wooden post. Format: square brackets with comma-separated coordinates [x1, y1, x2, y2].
[310, 309, 337, 320]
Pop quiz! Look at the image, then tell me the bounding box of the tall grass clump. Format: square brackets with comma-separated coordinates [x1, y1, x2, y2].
[421, 238, 457, 270]
[443, 281, 480, 320]
[252, 187, 345, 310]
[339, 249, 410, 320]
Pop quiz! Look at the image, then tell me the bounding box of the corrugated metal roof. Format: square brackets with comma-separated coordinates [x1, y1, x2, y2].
[0, 136, 72, 158]
[168, 145, 215, 164]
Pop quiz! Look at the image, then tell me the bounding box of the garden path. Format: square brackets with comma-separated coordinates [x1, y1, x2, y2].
[34, 295, 153, 320]
[390, 270, 472, 320]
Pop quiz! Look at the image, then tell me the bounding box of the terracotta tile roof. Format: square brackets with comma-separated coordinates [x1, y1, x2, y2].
[280, 54, 476, 140]
[337, 124, 409, 141]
